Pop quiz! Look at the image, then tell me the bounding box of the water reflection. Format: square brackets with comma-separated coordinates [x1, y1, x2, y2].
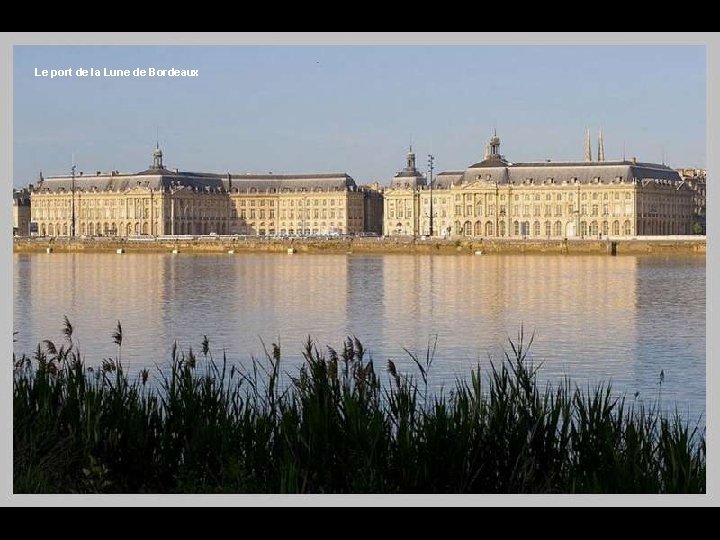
[13, 253, 705, 421]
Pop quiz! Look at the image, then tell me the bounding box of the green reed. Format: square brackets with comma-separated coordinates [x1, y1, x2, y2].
[13, 320, 705, 494]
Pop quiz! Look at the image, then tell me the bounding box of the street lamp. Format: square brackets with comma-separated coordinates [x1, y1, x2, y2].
[428, 154, 434, 237]
[70, 164, 76, 238]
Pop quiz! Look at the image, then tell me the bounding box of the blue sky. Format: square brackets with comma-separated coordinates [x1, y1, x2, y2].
[13, 45, 705, 187]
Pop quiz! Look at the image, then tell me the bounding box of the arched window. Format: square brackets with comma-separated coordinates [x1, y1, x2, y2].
[499, 221, 506, 237]
[612, 220, 620, 236]
[48, 223, 54, 236]
[554, 221, 563, 237]
[513, 220, 519, 236]
[545, 221, 551, 237]
[533, 221, 540, 236]
[485, 221, 494, 236]
[580, 221, 588, 237]
[589, 221, 598, 236]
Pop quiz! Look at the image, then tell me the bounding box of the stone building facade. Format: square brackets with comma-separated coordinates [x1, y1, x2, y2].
[27, 146, 383, 237]
[13, 188, 31, 236]
[677, 167, 706, 233]
[383, 134, 695, 238]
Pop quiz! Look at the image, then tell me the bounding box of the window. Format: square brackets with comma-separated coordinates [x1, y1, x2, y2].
[592, 205, 598, 216]
[466, 205, 473, 216]
[555, 204, 562, 216]
[554, 220, 563, 237]
[557, 193, 562, 201]
[623, 220, 632, 235]
[603, 204, 609, 216]
[602, 221, 609, 236]
[533, 221, 540, 236]
[581, 205, 587, 216]
[612, 221, 620, 235]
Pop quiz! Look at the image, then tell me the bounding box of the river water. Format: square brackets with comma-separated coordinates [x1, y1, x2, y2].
[13, 252, 706, 422]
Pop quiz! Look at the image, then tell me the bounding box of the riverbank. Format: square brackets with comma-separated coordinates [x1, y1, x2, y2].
[13, 236, 707, 256]
[13, 326, 706, 494]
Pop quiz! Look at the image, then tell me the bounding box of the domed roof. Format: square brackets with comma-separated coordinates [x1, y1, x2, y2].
[389, 147, 427, 189]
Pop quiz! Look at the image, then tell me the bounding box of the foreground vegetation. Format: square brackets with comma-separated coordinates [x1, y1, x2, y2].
[14, 320, 705, 494]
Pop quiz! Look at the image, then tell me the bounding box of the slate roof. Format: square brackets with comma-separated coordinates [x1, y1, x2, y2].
[33, 169, 357, 194]
[224, 173, 356, 192]
[457, 160, 682, 186]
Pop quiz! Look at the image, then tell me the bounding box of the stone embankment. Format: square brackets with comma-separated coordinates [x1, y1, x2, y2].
[13, 236, 706, 256]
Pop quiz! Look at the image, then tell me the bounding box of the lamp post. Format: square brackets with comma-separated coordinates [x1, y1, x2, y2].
[576, 183, 581, 238]
[71, 164, 76, 237]
[428, 154, 434, 237]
